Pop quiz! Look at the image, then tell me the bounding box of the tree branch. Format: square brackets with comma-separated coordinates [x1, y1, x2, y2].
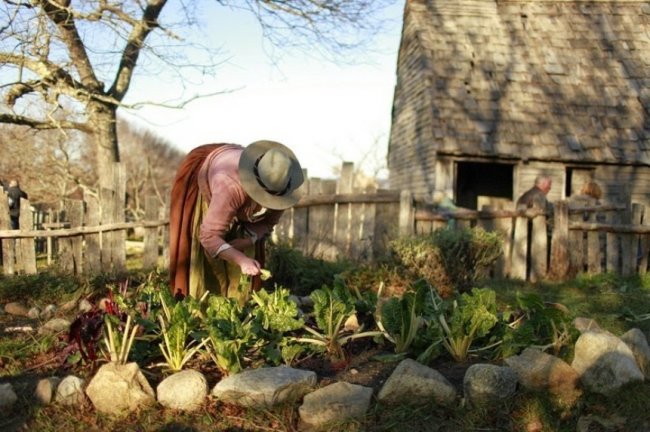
[0, 113, 90, 132]
[108, 0, 168, 100]
[36, 0, 104, 91]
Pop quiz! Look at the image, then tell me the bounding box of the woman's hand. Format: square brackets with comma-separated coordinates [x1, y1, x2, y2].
[239, 257, 261, 276]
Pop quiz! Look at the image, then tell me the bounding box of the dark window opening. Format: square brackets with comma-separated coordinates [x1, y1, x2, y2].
[455, 162, 514, 210]
[566, 168, 594, 197]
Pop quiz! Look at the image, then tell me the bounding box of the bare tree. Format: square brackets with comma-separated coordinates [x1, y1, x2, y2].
[0, 1, 394, 190]
[117, 118, 184, 221]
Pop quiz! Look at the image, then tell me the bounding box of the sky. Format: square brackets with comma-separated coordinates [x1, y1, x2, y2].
[122, 1, 405, 179]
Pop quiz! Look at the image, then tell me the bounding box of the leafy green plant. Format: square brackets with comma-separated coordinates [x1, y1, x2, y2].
[250, 287, 306, 366]
[203, 295, 254, 375]
[377, 279, 428, 355]
[157, 290, 208, 372]
[498, 292, 575, 358]
[427, 286, 499, 362]
[390, 227, 502, 296]
[296, 285, 382, 363]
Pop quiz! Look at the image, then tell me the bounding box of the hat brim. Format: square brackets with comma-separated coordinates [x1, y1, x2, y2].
[239, 140, 305, 210]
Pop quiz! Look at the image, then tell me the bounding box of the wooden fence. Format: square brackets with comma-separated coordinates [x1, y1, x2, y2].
[2, 161, 650, 282]
[0, 164, 168, 276]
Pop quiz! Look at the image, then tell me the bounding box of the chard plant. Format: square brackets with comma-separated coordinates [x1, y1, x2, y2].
[250, 287, 305, 365]
[157, 289, 208, 372]
[427, 286, 499, 362]
[377, 279, 429, 356]
[296, 284, 383, 363]
[103, 313, 139, 365]
[203, 295, 254, 375]
[498, 292, 574, 358]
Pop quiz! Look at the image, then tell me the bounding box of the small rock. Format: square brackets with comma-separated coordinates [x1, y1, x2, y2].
[463, 364, 517, 407]
[78, 299, 93, 313]
[621, 328, 650, 379]
[59, 299, 78, 313]
[27, 307, 41, 319]
[0, 383, 18, 413]
[378, 358, 457, 406]
[157, 370, 207, 411]
[54, 376, 86, 406]
[38, 318, 71, 335]
[4, 302, 29, 316]
[86, 362, 155, 416]
[299, 382, 373, 430]
[40, 304, 57, 321]
[343, 313, 360, 332]
[35, 377, 62, 405]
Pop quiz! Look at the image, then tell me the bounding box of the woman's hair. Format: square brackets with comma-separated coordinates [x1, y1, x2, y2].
[580, 181, 603, 200]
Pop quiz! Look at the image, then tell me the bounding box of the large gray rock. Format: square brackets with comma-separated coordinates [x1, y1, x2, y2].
[505, 348, 581, 402]
[35, 377, 62, 405]
[54, 375, 86, 406]
[157, 369, 207, 411]
[377, 358, 457, 405]
[299, 382, 373, 430]
[620, 328, 650, 379]
[85, 362, 155, 416]
[0, 383, 17, 413]
[571, 331, 644, 394]
[463, 364, 517, 407]
[212, 366, 317, 408]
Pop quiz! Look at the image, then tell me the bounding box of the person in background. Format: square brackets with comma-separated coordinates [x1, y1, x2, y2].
[516, 175, 553, 211]
[7, 180, 28, 230]
[570, 181, 603, 206]
[168, 140, 304, 303]
[432, 190, 459, 228]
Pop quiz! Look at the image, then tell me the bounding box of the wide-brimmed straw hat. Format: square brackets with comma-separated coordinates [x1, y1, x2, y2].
[239, 140, 305, 210]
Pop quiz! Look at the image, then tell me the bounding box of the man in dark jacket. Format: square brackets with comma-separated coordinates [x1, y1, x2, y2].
[7, 180, 28, 230]
[516, 175, 552, 211]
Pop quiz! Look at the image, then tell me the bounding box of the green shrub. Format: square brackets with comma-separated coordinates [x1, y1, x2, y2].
[389, 227, 502, 296]
[265, 242, 351, 296]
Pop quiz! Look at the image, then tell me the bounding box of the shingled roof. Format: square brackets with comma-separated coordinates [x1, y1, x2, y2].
[399, 0, 650, 166]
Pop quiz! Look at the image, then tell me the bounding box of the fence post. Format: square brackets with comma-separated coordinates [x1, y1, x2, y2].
[606, 211, 620, 273]
[18, 199, 36, 274]
[623, 204, 643, 276]
[292, 169, 309, 254]
[549, 200, 570, 279]
[143, 196, 159, 270]
[511, 213, 528, 280]
[587, 211, 601, 274]
[398, 190, 414, 236]
[85, 197, 102, 275]
[640, 206, 650, 275]
[335, 162, 354, 257]
[530, 213, 548, 281]
[0, 194, 14, 275]
[112, 163, 126, 273]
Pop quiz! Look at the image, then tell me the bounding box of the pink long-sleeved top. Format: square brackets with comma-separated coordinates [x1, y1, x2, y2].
[197, 144, 283, 257]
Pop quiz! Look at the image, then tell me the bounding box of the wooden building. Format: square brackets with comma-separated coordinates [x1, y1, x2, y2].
[388, 0, 650, 210]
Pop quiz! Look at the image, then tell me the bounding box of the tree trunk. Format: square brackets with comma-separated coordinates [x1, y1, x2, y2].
[88, 101, 120, 190]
